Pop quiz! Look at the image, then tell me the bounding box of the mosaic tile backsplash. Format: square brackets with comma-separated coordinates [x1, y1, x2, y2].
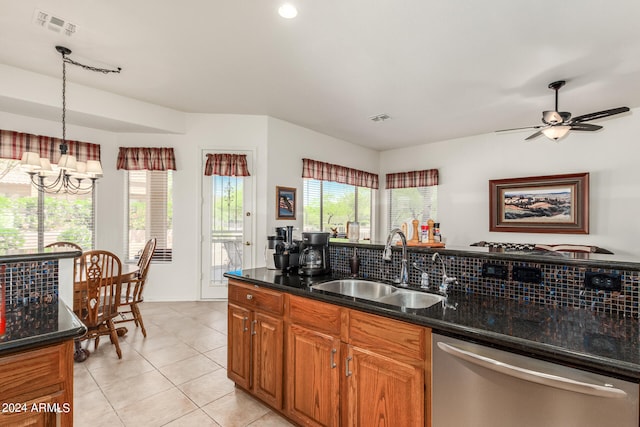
[1, 260, 59, 307]
[330, 245, 640, 318]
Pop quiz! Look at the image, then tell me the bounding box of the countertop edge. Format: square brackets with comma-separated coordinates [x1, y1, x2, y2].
[0, 250, 82, 263]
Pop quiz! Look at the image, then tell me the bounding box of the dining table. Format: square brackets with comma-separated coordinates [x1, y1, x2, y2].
[73, 262, 140, 362]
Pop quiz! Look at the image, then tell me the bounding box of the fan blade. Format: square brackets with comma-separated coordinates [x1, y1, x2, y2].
[571, 107, 630, 123]
[525, 130, 545, 140]
[570, 123, 602, 132]
[496, 124, 545, 133]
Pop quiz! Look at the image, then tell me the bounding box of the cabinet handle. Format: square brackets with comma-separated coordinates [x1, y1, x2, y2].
[242, 316, 249, 332]
[251, 319, 257, 336]
[345, 356, 353, 377]
[246, 294, 253, 300]
[330, 349, 337, 368]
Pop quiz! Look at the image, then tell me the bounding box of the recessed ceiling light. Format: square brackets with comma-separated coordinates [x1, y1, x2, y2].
[278, 3, 298, 19]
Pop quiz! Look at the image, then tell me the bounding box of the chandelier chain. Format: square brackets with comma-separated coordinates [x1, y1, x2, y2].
[63, 57, 121, 75]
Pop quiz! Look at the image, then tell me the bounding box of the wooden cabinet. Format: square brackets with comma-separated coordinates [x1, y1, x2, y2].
[227, 280, 284, 409]
[344, 310, 428, 427]
[0, 340, 74, 427]
[286, 295, 342, 427]
[227, 278, 432, 426]
[286, 294, 430, 427]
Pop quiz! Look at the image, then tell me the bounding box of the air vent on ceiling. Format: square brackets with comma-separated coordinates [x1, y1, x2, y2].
[369, 113, 391, 122]
[32, 9, 77, 37]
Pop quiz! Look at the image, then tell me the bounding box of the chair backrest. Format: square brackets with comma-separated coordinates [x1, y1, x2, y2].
[76, 250, 122, 328]
[45, 241, 82, 251]
[137, 238, 157, 280]
[223, 240, 243, 270]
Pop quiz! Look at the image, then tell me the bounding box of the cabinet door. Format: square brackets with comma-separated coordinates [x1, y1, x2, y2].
[227, 303, 251, 390]
[345, 345, 424, 427]
[252, 311, 284, 409]
[286, 323, 341, 427]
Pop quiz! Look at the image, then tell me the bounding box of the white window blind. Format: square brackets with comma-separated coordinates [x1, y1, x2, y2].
[125, 170, 173, 262]
[388, 186, 438, 233]
[303, 178, 372, 240]
[0, 159, 94, 251]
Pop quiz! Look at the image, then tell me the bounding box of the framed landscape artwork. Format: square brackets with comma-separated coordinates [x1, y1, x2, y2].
[276, 186, 296, 220]
[489, 173, 589, 234]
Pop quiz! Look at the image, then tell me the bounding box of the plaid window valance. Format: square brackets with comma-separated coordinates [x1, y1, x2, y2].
[117, 147, 177, 171]
[0, 129, 101, 162]
[302, 158, 379, 189]
[204, 153, 250, 176]
[386, 169, 439, 189]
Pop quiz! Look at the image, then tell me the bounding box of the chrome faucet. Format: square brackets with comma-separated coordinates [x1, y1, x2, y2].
[432, 252, 457, 296]
[382, 228, 409, 287]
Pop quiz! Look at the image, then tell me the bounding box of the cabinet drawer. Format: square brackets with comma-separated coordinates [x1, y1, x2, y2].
[288, 294, 342, 335]
[0, 342, 68, 401]
[229, 280, 284, 315]
[348, 310, 427, 362]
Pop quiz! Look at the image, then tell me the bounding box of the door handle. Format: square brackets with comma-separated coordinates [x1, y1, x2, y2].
[245, 241, 251, 246]
[345, 356, 353, 377]
[330, 349, 337, 368]
[437, 342, 627, 398]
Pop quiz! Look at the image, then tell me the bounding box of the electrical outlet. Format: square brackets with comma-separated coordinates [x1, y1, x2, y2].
[482, 263, 508, 279]
[584, 272, 621, 292]
[511, 266, 541, 283]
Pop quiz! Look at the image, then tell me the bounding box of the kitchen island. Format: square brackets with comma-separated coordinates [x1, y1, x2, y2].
[1, 250, 86, 427]
[225, 243, 639, 426]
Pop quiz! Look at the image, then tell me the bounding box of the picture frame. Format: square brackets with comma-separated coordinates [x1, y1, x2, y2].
[489, 173, 589, 234]
[276, 186, 296, 220]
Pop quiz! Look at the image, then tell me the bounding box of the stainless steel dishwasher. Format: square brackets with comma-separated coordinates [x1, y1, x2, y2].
[432, 333, 639, 427]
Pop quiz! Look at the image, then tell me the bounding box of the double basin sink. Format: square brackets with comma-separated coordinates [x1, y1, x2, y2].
[310, 279, 445, 309]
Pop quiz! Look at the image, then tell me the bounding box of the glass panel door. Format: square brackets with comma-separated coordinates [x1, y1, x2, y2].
[201, 152, 253, 299]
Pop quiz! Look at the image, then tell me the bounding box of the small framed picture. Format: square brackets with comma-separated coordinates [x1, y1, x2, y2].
[489, 172, 589, 234]
[276, 186, 296, 220]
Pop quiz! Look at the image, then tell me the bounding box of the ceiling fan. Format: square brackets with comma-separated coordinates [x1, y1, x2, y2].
[496, 80, 630, 141]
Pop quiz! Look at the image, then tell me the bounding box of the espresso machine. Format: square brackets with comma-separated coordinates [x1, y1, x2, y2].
[298, 232, 331, 276]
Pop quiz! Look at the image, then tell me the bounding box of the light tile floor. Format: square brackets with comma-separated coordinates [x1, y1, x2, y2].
[73, 301, 295, 427]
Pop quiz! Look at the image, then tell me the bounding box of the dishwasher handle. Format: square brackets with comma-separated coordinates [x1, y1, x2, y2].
[437, 341, 627, 399]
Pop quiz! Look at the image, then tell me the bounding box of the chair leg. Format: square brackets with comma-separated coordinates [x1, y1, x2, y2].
[107, 319, 122, 359]
[132, 303, 147, 337]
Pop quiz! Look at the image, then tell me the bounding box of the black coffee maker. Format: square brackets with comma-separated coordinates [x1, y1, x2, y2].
[299, 232, 331, 276]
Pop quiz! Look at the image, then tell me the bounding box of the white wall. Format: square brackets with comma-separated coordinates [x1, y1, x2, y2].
[379, 108, 640, 257]
[266, 117, 380, 243]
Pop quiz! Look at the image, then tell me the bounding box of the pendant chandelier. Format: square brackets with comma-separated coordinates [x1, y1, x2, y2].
[20, 46, 121, 194]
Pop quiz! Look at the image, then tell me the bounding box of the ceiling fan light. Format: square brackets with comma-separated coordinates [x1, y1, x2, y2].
[542, 126, 570, 141]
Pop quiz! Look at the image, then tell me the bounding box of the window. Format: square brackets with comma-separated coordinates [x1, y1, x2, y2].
[0, 159, 94, 250]
[388, 186, 438, 233]
[303, 179, 372, 240]
[125, 170, 173, 262]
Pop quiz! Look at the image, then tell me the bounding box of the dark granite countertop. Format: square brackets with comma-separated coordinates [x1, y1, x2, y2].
[226, 267, 640, 382]
[0, 301, 86, 355]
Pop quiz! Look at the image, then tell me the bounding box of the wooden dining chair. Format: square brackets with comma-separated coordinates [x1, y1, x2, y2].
[45, 241, 83, 251]
[75, 250, 124, 359]
[115, 238, 156, 337]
